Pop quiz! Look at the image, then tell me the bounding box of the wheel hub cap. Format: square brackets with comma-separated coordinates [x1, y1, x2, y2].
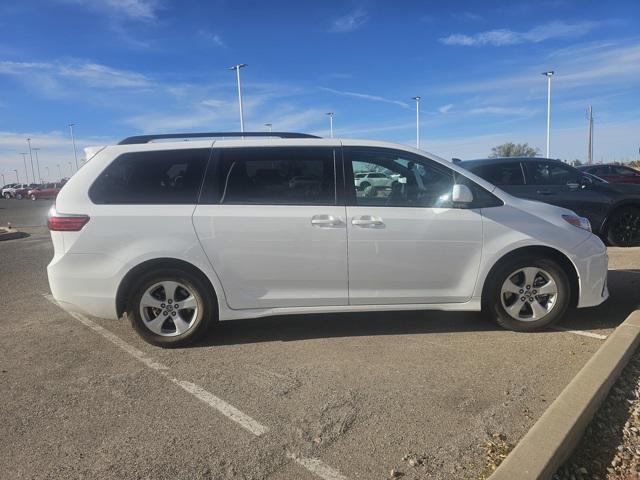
[139, 281, 199, 337]
[500, 267, 558, 322]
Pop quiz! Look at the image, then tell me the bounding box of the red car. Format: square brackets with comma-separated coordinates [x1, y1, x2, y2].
[28, 182, 64, 200]
[13, 183, 41, 199]
[578, 164, 640, 184]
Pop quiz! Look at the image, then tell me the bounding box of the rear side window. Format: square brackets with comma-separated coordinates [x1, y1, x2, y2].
[218, 147, 336, 205]
[89, 149, 208, 204]
[472, 162, 525, 186]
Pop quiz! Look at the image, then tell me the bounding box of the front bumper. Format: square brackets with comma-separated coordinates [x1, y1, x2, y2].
[570, 234, 609, 308]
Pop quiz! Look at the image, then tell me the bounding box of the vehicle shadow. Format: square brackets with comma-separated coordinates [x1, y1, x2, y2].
[195, 269, 640, 348]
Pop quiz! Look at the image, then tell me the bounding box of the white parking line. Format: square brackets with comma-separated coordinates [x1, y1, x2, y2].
[550, 325, 608, 340]
[286, 453, 349, 480]
[172, 379, 269, 436]
[43, 294, 269, 436]
[44, 294, 350, 479]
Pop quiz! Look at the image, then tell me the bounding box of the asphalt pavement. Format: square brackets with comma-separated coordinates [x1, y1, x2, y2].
[1, 199, 639, 480]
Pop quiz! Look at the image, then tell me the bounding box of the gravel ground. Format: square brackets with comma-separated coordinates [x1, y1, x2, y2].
[555, 346, 640, 480]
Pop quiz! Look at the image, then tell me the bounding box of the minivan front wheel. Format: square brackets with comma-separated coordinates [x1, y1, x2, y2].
[127, 268, 215, 347]
[485, 257, 570, 331]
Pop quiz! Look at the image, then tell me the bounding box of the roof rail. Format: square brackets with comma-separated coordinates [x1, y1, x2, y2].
[118, 132, 321, 145]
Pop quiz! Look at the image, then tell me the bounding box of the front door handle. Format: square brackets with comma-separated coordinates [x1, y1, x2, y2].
[351, 215, 385, 228]
[311, 214, 345, 228]
[536, 189, 554, 195]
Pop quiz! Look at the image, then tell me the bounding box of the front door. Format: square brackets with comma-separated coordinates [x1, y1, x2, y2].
[343, 147, 484, 305]
[193, 145, 348, 310]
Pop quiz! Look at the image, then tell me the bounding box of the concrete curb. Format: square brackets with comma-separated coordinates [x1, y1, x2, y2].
[491, 307, 640, 480]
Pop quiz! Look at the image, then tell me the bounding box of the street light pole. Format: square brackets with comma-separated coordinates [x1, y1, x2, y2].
[229, 64, 247, 132]
[69, 123, 79, 171]
[1, 173, 4, 185]
[326, 112, 334, 138]
[13, 169, 19, 182]
[412, 96, 421, 149]
[542, 71, 554, 158]
[68, 161, 73, 176]
[20, 153, 29, 184]
[57, 164, 62, 181]
[45, 166, 50, 182]
[26, 138, 35, 183]
[264, 123, 273, 133]
[32, 147, 42, 183]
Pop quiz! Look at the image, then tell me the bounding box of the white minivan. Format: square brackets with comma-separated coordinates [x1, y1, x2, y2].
[47, 132, 609, 347]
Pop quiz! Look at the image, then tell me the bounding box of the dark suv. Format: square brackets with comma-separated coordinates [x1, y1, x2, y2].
[460, 157, 640, 247]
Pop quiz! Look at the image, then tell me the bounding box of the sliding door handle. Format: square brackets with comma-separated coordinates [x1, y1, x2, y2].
[351, 215, 385, 228]
[311, 215, 345, 228]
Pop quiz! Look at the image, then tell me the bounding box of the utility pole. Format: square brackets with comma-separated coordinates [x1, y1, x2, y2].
[20, 153, 29, 184]
[229, 64, 247, 132]
[57, 164, 62, 181]
[32, 147, 42, 183]
[264, 123, 273, 133]
[587, 106, 594, 165]
[69, 124, 79, 171]
[26, 138, 35, 183]
[541, 71, 554, 158]
[412, 96, 421, 149]
[326, 112, 334, 138]
[13, 169, 19, 182]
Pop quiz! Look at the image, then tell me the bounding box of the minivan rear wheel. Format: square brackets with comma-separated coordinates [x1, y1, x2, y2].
[485, 256, 570, 331]
[127, 268, 216, 347]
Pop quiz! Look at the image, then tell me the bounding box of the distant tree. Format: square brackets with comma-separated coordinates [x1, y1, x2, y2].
[489, 142, 539, 158]
[571, 159, 583, 166]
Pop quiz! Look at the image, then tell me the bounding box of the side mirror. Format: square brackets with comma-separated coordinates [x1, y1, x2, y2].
[579, 176, 593, 188]
[452, 184, 474, 203]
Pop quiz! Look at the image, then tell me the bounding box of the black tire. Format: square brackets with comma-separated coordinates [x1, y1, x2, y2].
[30, 194, 37, 201]
[16, 193, 23, 200]
[483, 256, 570, 332]
[127, 268, 216, 347]
[2, 193, 10, 199]
[606, 206, 640, 247]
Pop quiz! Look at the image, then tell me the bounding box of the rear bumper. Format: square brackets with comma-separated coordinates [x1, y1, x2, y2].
[570, 234, 609, 308]
[47, 252, 123, 320]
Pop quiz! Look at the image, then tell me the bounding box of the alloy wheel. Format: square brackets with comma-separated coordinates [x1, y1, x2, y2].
[500, 267, 558, 322]
[139, 281, 199, 337]
[611, 210, 640, 246]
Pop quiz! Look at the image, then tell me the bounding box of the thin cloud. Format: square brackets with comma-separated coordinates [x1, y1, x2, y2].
[440, 20, 601, 47]
[319, 87, 410, 109]
[331, 9, 368, 33]
[63, 0, 161, 21]
[198, 30, 226, 48]
[0, 60, 152, 89]
[438, 104, 453, 113]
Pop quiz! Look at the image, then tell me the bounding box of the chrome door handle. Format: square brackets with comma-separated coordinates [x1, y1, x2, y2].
[311, 215, 345, 228]
[536, 189, 554, 195]
[351, 215, 385, 228]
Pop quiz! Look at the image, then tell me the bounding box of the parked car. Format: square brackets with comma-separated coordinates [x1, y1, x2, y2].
[577, 164, 640, 184]
[2, 183, 29, 199]
[48, 132, 608, 347]
[28, 182, 64, 200]
[354, 171, 397, 190]
[14, 183, 42, 199]
[1, 183, 17, 198]
[460, 157, 640, 247]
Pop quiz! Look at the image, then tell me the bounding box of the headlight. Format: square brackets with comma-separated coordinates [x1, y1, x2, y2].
[562, 214, 591, 232]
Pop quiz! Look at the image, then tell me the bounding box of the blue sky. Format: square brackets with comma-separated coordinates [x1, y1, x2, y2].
[1, 0, 639, 182]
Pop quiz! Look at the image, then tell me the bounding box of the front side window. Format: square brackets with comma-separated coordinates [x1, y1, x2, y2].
[89, 149, 209, 204]
[346, 148, 456, 208]
[524, 161, 580, 186]
[219, 147, 336, 205]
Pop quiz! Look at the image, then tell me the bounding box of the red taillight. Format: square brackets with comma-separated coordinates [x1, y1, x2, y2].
[47, 215, 90, 231]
